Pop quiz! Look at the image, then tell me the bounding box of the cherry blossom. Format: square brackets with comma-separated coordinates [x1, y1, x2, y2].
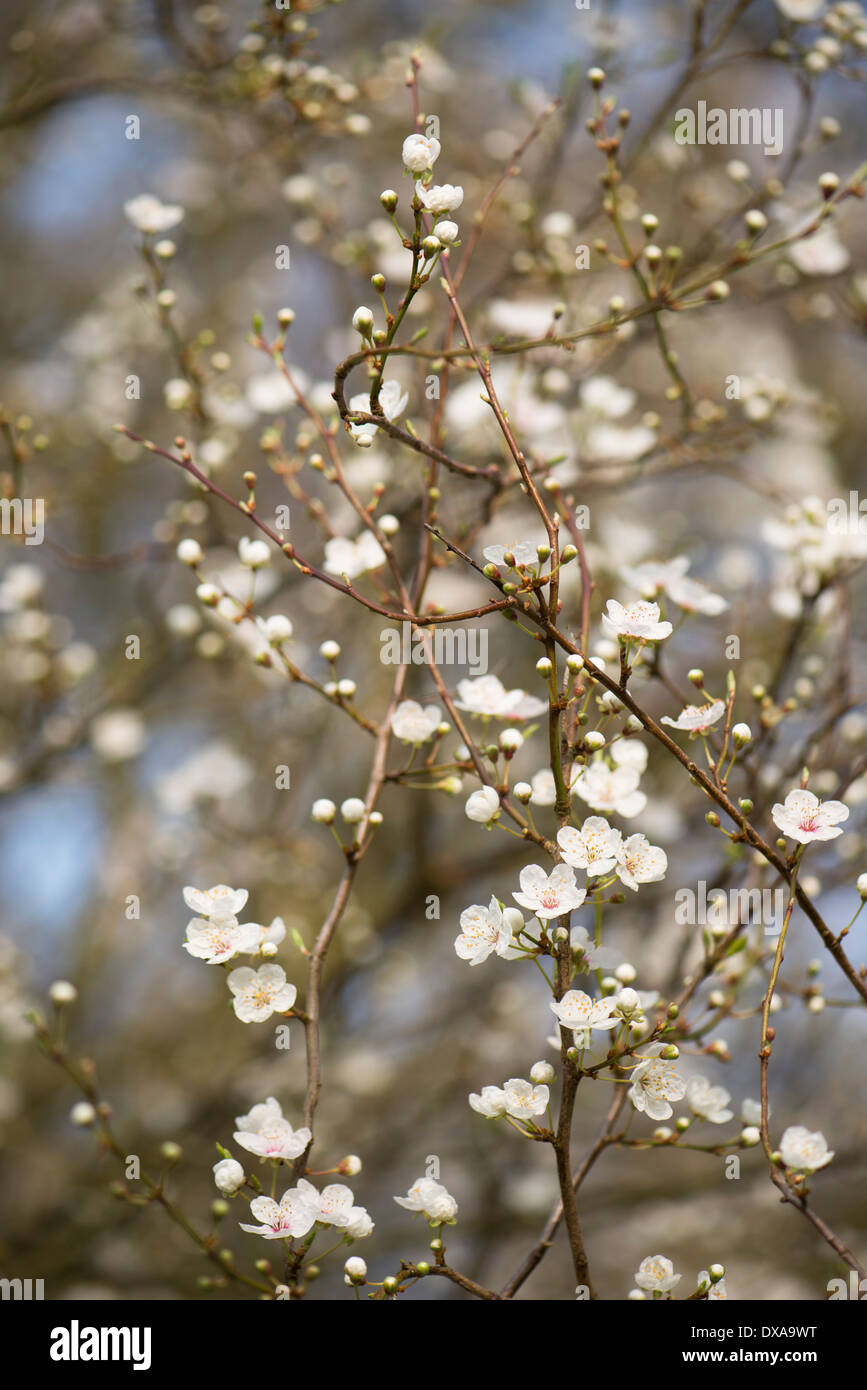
[454, 674, 545, 720]
[324, 532, 387, 578]
[123, 193, 184, 234]
[779, 1125, 834, 1172]
[454, 897, 522, 965]
[601, 599, 673, 642]
[465, 785, 501, 824]
[417, 183, 464, 214]
[661, 701, 725, 734]
[227, 964, 297, 1023]
[402, 133, 441, 172]
[502, 1077, 550, 1119]
[347, 380, 408, 442]
[771, 789, 849, 844]
[557, 817, 622, 875]
[394, 1177, 458, 1224]
[550, 990, 620, 1032]
[233, 1097, 312, 1160]
[620, 556, 727, 614]
[530, 769, 557, 805]
[184, 916, 263, 965]
[634, 1255, 681, 1295]
[609, 738, 648, 772]
[571, 762, 647, 818]
[239, 1189, 316, 1240]
[685, 1076, 734, 1124]
[629, 1048, 687, 1121]
[183, 884, 249, 923]
[390, 700, 443, 744]
[512, 863, 586, 920]
[615, 834, 668, 891]
[469, 1085, 507, 1117]
[295, 1179, 373, 1234]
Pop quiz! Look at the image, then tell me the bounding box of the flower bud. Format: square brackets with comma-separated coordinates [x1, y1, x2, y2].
[312, 799, 336, 824]
[530, 1060, 556, 1085]
[49, 980, 78, 1005]
[70, 1102, 96, 1127]
[341, 797, 367, 823]
[344, 1256, 367, 1284]
[213, 1158, 245, 1195]
[380, 189, 398, 212]
[177, 538, 203, 566]
[536, 657, 553, 677]
[352, 306, 374, 336]
[732, 723, 752, 746]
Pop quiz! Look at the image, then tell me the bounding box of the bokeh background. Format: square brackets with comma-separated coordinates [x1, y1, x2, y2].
[0, 0, 866, 1299]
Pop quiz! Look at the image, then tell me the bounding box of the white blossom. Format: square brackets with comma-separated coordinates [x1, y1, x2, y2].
[557, 817, 622, 875]
[89, 708, 146, 762]
[239, 1190, 316, 1239]
[502, 1077, 549, 1119]
[550, 989, 620, 1032]
[779, 1125, 834, 1172]
[686, 1076, 734, 1124]
[469, 1085, 508, 1117]
[238, 537, 271, 570]
[394, 1177, 458, 1223]
[402, 133, 441, 171]
[771, 789, 849, 844]
[418, 183, 463, 214]
[184, 916, 263, 965]
[455, 897, 522, 965]
[347, 380, 408, 442]
[454, 674, 546, 720]
[324, 532, 387, 578]
[433, 220, 459, 244]
[634, 1255, 681, 1295]
[661, 701, 725, 734]
[183, 884, 248, 923]
[227, 964, 297, 1023]
[465, 786, 501, 824]
[512, 863, 586, 921]
[629, 1048, 687, 1121]
[124, 193, 184, 234]
[233, 1097, 311, 1160]
[615, 834, 668, 891]
[601, 599, 673, 642]
[774, 0, 823, 18]
[390, 700, 443, 744]
[571, 762, 646, 818]
[295, 1178, 372, 1234]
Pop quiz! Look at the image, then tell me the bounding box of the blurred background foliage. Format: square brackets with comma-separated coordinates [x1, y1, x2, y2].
[0, 0, 866, 1299]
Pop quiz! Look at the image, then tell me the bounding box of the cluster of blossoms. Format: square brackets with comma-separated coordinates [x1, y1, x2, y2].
[241, 1179, 373, 1242]
[469, 1072, 553, 1123]
[182, 885, 296, 1022]
[630, 1256, 727, 1301]
[394, 1176, 458, 1224]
